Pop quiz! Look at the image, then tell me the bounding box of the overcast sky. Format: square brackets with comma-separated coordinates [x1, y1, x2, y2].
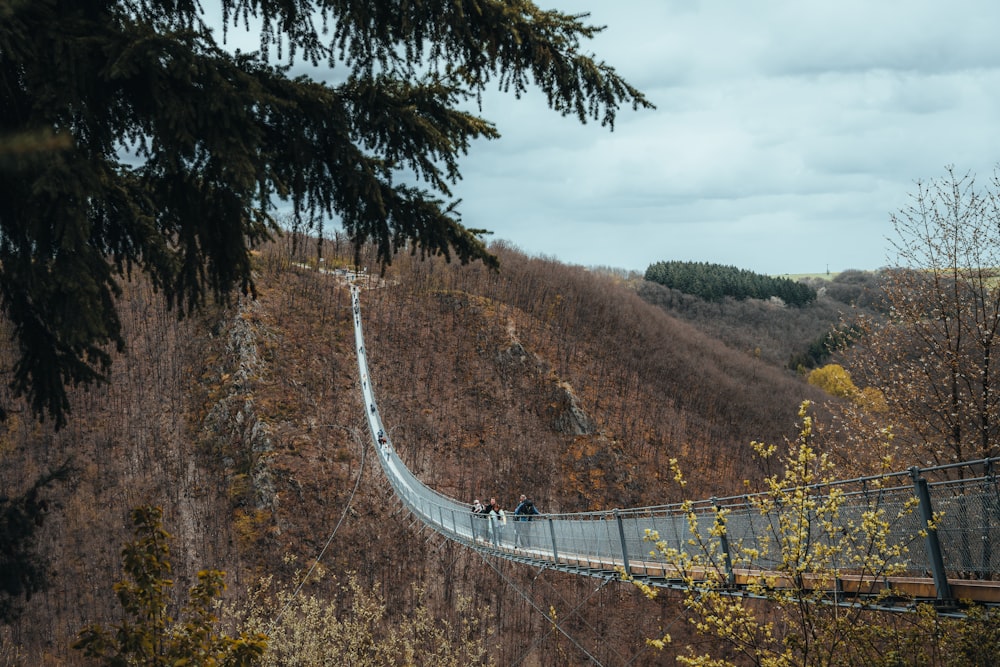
[218, 1, 1000, 276]
[444, 1, 1000, 276]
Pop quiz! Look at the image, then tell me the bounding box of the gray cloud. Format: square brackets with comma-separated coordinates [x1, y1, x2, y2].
[208, 0, 1000, 275]
[447, 0, 1000, 274]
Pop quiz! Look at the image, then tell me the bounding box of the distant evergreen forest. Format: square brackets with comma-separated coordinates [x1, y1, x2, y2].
[644, 261, 817, 307]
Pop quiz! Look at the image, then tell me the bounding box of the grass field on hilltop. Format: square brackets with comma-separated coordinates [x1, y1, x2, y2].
[778, 272, 841, 281]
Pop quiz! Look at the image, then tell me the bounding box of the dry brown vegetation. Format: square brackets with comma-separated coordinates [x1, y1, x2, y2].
[0, 235, 833, 665]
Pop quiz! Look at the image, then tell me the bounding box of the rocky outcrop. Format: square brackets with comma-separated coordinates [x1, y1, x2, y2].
[551, 380, 596, 436]
[201, 297, 277, 513]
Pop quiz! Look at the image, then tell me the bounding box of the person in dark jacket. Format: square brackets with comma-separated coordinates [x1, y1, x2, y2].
[513, 494, 540, 547]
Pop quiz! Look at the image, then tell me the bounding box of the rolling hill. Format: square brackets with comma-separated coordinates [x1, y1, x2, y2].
[0, 237, 844, 665]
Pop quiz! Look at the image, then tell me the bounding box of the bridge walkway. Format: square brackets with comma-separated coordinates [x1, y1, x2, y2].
[350, 284, 1000, 614]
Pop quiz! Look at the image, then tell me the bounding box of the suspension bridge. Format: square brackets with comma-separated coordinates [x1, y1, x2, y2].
[350, 283, 1000, 615]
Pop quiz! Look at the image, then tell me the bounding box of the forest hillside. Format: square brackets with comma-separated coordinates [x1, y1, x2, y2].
[1, 237, 850, 665]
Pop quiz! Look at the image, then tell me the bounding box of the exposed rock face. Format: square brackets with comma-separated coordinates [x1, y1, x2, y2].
[202, 298, 277, 513]
[498, 341, 528, 365]
[551, 380, 596, 436]
[497, 329, 595, 436]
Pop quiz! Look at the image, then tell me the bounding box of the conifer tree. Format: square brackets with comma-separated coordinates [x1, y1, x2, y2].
[0, 0, 652, 427]
[0, 461, 73, 623]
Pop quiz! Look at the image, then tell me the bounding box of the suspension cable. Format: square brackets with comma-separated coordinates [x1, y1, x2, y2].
[479, 554, 610, 666]
[267, 423, 366, 632]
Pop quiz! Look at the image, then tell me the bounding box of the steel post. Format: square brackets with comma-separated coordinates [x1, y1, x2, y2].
[614, 509, 631, 577]
[909, 466, 953, 603]
[548, 517, 559, 563]
[712, 498, 736, 589]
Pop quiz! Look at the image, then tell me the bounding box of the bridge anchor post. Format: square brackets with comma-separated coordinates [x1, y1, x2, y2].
[909, 466, 954, 608]
[614, 509, 631, 578]
[712, 498, 736, 589]
[548, 518, 559, 564]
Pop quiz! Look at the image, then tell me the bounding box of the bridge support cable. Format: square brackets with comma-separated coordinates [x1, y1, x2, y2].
[268, 423, 367, 633]
[529, 572, 631, 667]
[479, 554, 614, 667]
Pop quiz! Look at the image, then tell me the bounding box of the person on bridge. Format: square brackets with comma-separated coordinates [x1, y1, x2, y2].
[513, 495, 540, 548]
[471, 499, 489, 543]
[488, 497, 505, 545]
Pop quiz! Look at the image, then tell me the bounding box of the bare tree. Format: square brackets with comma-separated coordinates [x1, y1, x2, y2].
[843, 167, 1000, 466]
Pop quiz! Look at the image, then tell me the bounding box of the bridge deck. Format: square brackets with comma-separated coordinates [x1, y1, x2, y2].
[476, 542, 1000, 608]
